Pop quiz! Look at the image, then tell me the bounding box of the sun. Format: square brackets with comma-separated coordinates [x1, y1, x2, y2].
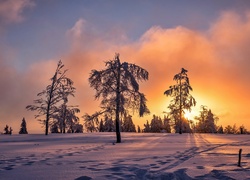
[184, 110, 195, 120]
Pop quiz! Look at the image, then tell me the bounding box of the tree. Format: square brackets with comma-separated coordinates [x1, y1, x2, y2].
[4, 125, 9, 134]
[52, 105, 80, 133]
[224, 124, 238, 134]
[195, 105, 218, 133]
[137, 126, 141, 133]
[19, 118, 28, 134]
[50, 123, 59, 133]
[122, 113, 136, 132]
[99, 119, 105, 132]
[162, 115, 171, 133]
[150, 115, 163, 133]
[143, 120, 151, 133]
[85, 53, 149, 143]
[239, 125, 248, 134]
[217, 125, 224, 134]
[164, 68, 196, 134]
[74, 123, 83, 133]
[26, 60, 75, 135]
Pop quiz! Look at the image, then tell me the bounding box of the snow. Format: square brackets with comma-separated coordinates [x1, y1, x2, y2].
[0, 133, 250, 180]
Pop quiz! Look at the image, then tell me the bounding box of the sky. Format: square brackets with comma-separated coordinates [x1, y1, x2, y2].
[1, 0, 250, 133]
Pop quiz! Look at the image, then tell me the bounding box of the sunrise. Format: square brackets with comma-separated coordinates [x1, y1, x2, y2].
[1, 0, 250, 179]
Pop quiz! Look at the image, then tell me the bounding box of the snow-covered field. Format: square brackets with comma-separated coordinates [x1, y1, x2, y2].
[0, 133, 250, 180]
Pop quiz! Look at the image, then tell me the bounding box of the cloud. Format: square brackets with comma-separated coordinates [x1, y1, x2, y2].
[1, 10, 250, 133]
[0, 0, 35, 25]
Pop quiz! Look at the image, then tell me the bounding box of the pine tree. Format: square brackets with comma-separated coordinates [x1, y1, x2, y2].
[162, 115, 171, 133]
[217, 126, 224, 134]
[195, 106, 219, 133]
[103, 115, 115, 132]
[150, 115, 162, 133]
[143, 120, 151, 133]
[4, 125, 9, 134]
[19, 118, 28, 134]
[122, 114, 136, 132]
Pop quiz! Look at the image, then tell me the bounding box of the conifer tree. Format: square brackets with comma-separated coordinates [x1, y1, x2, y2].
[143, 120, 151, 133]
[163, 115, 171, 133]
[195, 105, 218, 133]
[4, 125, 9, 134]
[150, 115, 163, 133]
[19, 118, 28, 134]
[103, 115, 115, 132]
[122, 113, 136, 132]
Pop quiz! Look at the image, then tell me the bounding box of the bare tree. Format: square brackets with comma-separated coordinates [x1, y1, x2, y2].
[164, 68, 196, 134]
[85, 53, 149, 143]
[26, 60, 75, 135]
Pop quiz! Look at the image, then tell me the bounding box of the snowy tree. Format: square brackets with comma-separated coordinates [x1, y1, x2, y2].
[74, 123, 83, 133]
[150, 115, 163, 133]
[224, 124, 238, 134]
[122, 113, 136, 132]
[164, 68, 196, 134]
[195, 106, 218, 133]
[217, 126, 224, 134]
[99, 119, 105, 132]
[162, 115, 171, 133]
[52, 105, 80, 133]
[26, 60, 75, 135]
[85, 53, 149, 143]
[239, 125, 248, 134]
[19, 118, 28, 134]
[103, 115, 115, 132]
[143, 120, 151, 133]
[50, 123, 59, 133]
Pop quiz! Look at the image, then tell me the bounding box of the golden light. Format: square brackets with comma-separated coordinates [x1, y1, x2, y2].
[184, 110, 197, 120]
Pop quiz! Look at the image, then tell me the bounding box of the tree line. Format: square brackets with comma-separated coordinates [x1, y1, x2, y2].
[2, 53, 247, 142]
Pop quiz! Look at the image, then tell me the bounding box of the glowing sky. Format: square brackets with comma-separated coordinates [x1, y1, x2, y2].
[1, 0, 250, 133]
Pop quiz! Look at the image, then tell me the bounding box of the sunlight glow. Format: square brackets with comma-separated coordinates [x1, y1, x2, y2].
[184, 110, 196, 120]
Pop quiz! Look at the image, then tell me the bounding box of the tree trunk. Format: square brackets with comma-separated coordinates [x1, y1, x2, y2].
[62, 104, 67, 133]
[115, 55, 121, 143]
[179, 79, 182, 134]
[45, 73, 57, 135]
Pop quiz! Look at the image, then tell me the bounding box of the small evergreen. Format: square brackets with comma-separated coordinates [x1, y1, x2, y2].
[3, 125, 12, 135]
[4, 125, 9, 134]
[19, 118, 28, 134]
[122, 114, 136, 132]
